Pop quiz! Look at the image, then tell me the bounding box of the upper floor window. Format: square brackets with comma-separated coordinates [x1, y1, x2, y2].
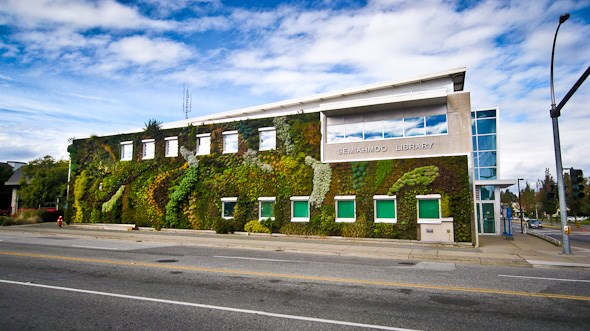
[223, 131, 238, 154]
[327, 114, 448, 144]
[120, 141, 133, 161]
[165, 137, 178, 157]
[196, 133, 211, 155]
[142, 139, 155, 160]
[259, 127, 276, 151]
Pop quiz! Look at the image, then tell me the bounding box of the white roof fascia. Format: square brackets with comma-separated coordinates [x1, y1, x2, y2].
[318, 89, 447, 112]
[162, 67, 466, 129]
[75, 68, 466, 140]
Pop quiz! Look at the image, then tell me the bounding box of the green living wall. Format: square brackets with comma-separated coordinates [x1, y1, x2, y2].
[67, 113, 473, 242]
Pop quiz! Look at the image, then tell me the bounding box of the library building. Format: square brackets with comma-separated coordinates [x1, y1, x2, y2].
[68, 67, 515, 245]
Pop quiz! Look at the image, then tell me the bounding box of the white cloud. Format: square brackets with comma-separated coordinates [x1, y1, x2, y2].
[101, 35, 192, 68]
[1, 0, 172, 30]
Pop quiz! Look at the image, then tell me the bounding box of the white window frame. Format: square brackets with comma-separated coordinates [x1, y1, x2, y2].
[290, 196, 310, 222]
[373, 195, 397, 223]
[165, 137, 178, 157]
[259, 127, 276, 151]
[142, 139, 155, 160]
[258, 197, 276, 221]
[416, 194, 442, 224]
[196, 133, 211, 156]
[221, 197, 238, 219]
[222, 131, 238, 154]
[335, 195, 356, 223]
[120, 141, 133, 161]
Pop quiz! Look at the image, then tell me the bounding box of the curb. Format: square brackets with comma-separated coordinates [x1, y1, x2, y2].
[527, 231, 561, 247]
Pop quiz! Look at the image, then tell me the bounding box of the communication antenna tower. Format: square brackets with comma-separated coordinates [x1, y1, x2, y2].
[183, 84, 192, 119]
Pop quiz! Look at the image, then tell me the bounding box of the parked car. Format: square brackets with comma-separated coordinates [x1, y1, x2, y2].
[526, 219, 542, 229]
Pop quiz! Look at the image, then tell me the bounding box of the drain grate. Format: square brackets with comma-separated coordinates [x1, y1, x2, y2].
[156, 259, 179, 263]
[398, 261, 416, 266]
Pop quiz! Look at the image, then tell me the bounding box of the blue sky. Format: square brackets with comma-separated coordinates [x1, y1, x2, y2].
[0, 0, 589, 185]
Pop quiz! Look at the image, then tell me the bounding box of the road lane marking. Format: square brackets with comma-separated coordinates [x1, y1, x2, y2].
[214, 255, 304, 263]
[2, 250, 590, 301]
[72, 245, 119, 250]
[0, 279, 416, 331]
[498, 274, 590, 283]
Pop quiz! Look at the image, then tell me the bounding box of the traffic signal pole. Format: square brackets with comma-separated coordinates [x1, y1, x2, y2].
[550, 14, 571, 254]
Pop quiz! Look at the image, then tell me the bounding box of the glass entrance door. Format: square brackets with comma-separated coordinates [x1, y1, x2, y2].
[477, 202, 496, 234]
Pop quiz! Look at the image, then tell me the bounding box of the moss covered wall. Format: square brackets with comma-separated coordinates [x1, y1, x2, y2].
[67, 113, 473, 242]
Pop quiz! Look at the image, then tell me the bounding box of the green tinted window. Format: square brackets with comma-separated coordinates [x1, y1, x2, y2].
[260, 201, 274, 218]
[376, 200, 396, 219]
[418, 199, 440, 219]
[223, 201, 236, 218]
[337, 200, 355, 219]
[293, 201, 309, 218]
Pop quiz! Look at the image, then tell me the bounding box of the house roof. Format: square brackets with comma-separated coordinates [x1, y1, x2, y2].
[4, 167, 23, 186]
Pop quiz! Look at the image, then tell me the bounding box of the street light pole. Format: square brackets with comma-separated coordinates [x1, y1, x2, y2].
[517, 178, 525, 233]
[550, 13, 571, 254]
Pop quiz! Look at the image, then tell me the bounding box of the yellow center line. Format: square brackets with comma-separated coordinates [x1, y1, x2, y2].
[2, 250, 589, 301]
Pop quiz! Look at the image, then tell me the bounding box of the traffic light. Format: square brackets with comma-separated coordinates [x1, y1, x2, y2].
[547, 183, 556, 200]
[570, 168, 585, 199]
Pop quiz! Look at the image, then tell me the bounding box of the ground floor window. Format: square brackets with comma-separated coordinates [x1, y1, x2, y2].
[374, 195, 397, 223]
[258, 197, 275, 220]
[335, 196, 355, 222]
[221, 197, 237, 219]
[290, 196, 310, 222]
[417, 194, 441, 224]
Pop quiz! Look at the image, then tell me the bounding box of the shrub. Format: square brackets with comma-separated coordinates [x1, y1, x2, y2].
[341, 222, 369, 238]
[244, 220, 272, 234]
[280, 223, 312, 235]
[1, 216, 15, 226]
[213, 217, 234, 234]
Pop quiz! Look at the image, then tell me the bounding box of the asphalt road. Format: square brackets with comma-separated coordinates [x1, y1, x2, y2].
[1, 232, 590, 330]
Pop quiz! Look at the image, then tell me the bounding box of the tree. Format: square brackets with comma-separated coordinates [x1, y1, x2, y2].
[520, 183, 537, 217]
[501, 189, 517, 205]
[18, 156, 69, 209]
[0, 164, 14, 210]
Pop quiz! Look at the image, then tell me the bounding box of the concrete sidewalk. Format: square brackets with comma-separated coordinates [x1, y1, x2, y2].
[2, 222, 590, 269]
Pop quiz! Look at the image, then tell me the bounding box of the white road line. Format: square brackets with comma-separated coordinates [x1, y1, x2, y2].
[0, 279, 417, 331]
[498, 274, 590, 283]
[72, 245, 119, 250]
[213, 255, 304, 263]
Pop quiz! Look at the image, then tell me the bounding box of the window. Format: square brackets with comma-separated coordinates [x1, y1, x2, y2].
[196, 133, 211, 155]
[425, 114, 448, 135]
[165, 137, 178, 157]
[120, 141, 133, 161]
[259, 127, 276, 151]
[404, 117, 425, 137]
[223, 131, 238, 154]
[290, 196, 310, 222]
[258, 197, 276, 220]
[417, 194, 442, 224]
[374, 195, 397, 223]
[335, 196, 356, 222]
[326, 112, 448, 144]
[221, 197, 237, 219]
